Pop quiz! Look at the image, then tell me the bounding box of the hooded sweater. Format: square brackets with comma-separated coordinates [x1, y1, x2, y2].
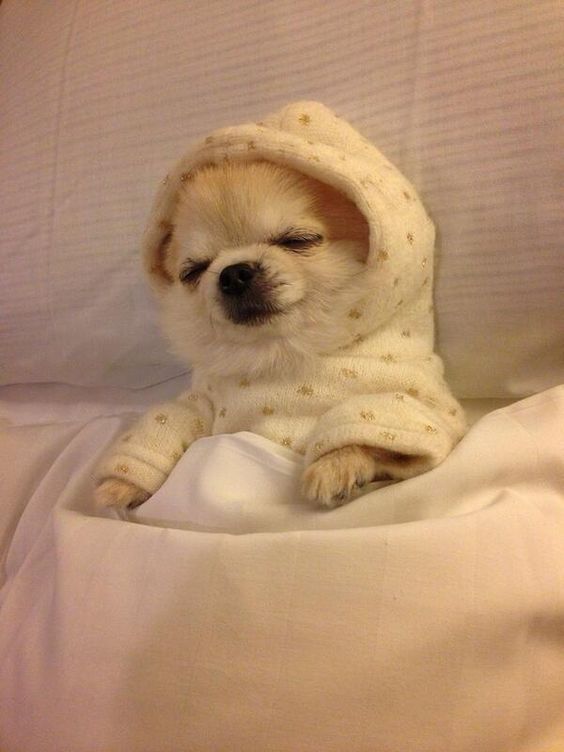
[96, 101, 466, 495]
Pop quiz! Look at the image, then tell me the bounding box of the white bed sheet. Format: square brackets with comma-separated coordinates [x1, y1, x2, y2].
[0, 384, 563, 751]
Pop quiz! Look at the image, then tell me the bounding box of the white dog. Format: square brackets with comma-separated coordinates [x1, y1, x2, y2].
[95, 102, 465, 510]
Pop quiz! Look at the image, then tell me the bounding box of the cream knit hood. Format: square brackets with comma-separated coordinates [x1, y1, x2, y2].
[96, 102, 466, 499]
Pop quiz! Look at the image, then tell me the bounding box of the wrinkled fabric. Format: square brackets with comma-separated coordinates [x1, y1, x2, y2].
[1, 387, 564, 751]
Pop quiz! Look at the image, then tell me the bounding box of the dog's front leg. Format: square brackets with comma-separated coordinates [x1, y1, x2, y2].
[94, 477, 151, 509]
[301, 444, 394, 508]
[301, 390, 466, 508]
[94, 391, 213, 509]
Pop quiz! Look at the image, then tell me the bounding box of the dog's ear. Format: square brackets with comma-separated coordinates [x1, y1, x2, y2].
[307, 178, 370, 261]
[143, 220, 177, 288]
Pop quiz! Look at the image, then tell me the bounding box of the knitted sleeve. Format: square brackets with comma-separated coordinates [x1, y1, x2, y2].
[304, 391, 466, 479]
[95, 391, 214, 494]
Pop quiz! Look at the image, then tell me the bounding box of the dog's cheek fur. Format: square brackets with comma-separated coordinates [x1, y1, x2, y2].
[296, 242, 367, 327]
[159, 282, 212, 359]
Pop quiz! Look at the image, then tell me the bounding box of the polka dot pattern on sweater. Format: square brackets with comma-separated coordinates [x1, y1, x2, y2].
[94, 101, 468, 496]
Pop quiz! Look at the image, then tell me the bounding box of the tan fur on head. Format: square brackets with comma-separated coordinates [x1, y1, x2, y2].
[145, 160, 370, 379]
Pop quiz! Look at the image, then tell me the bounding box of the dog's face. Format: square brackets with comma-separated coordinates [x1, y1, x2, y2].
[149, 161, 370, 377]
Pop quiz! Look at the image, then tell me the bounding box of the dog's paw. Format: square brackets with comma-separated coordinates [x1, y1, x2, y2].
[94, 478, 151, 509]
[302, 444, 379, 509]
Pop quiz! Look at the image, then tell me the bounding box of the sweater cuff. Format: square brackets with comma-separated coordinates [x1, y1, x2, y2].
[95, 446, 177, 495]
[305, 392, 460, 478]
[306, 421, 451, 479]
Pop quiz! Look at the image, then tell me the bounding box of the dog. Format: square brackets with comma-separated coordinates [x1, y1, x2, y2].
[94, 103, 465, 511]
[96, 160, 411, 509]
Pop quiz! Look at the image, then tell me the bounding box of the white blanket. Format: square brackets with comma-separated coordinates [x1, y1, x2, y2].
[1, 386, 563, 751]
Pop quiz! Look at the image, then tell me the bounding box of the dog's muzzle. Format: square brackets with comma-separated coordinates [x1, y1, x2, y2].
[219, 263, 281, 325]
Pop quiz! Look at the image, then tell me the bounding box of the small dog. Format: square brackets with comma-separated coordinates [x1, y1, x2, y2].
[95, 110, 465, 511]
[97, 161, 407, 508]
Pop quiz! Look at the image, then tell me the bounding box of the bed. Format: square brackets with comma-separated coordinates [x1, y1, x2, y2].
[1, 2, 563, 751]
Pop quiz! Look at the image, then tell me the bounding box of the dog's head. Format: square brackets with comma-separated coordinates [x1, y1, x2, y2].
[146, 160, 370, 377]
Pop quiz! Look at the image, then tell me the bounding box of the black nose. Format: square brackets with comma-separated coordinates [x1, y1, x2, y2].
[219, 263, 257, 296]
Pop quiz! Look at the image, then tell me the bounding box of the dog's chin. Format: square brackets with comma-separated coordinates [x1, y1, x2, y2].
[222, 300, 284, 327]
[173, 299, 310, 379]
[171, 319, 311, 381]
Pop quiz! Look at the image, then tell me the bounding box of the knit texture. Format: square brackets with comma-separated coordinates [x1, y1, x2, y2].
[96, 101, 466, 494]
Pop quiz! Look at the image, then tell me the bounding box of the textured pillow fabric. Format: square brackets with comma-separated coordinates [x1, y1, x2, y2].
[1, 0, 562, 395]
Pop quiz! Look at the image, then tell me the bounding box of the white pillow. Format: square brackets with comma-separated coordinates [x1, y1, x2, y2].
[1, 1, 562, 396]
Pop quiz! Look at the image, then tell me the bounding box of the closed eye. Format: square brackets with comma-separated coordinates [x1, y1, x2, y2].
[179, 259, 211, 286]
[270, 229, 323, 252]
